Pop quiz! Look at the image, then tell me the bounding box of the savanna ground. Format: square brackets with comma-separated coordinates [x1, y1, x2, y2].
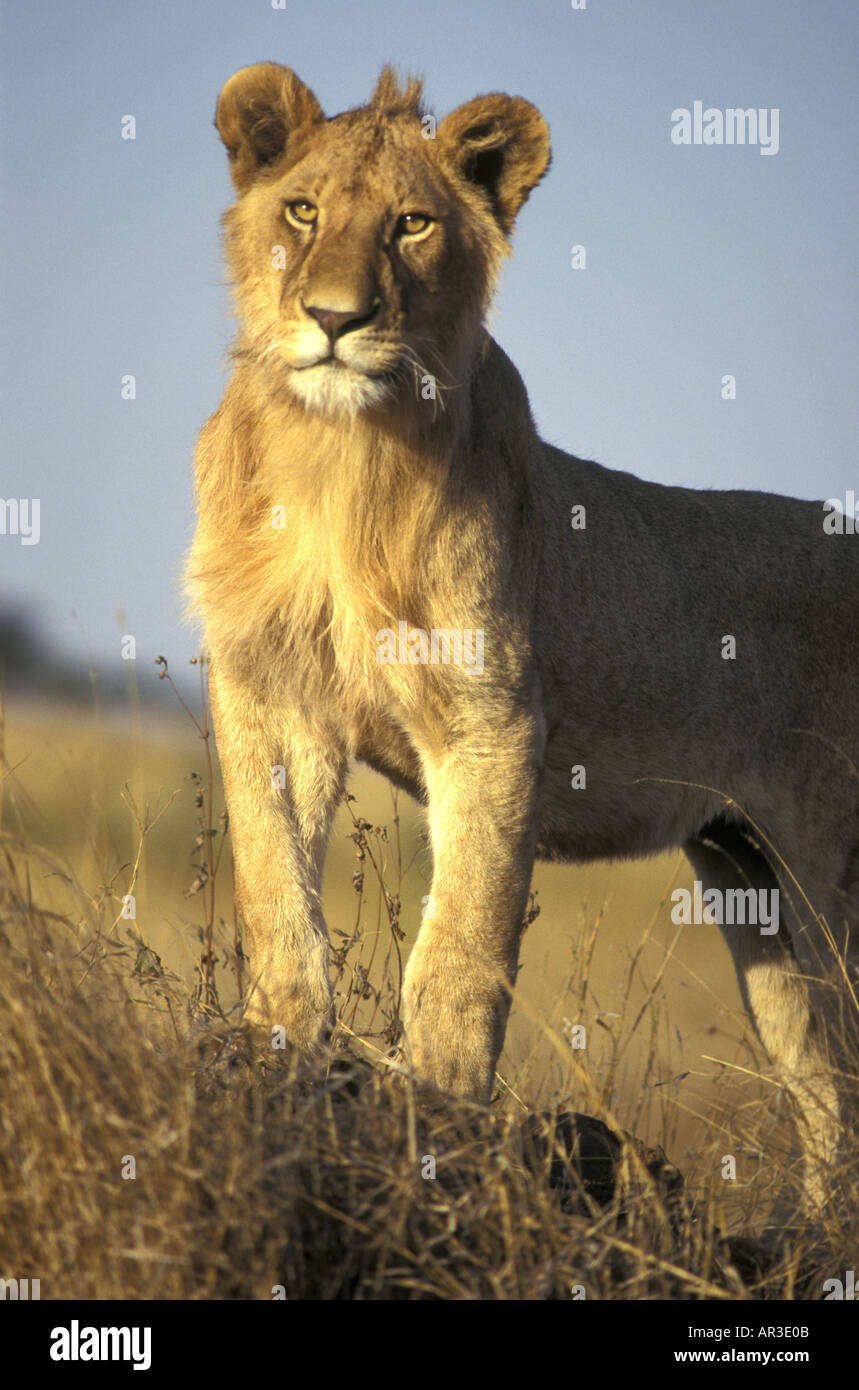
[0, 659, 856, 1300]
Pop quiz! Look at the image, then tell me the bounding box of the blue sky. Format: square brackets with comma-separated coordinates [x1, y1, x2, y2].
[1, 0, 856, 688]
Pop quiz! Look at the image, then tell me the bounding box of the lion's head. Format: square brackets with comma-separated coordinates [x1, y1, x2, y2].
[215, 63, 550, 417]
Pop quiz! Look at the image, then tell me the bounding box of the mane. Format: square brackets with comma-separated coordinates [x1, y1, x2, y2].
[369, 64, 426, 118]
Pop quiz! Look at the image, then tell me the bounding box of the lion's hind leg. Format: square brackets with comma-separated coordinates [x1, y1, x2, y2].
[684, 819, 842, 1213]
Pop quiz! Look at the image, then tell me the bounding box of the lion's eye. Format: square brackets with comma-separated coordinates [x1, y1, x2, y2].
[396, 212, 433, 238]
[285, 201, 318, 228]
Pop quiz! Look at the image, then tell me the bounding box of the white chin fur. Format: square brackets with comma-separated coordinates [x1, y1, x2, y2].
[287, 362, 393, 417]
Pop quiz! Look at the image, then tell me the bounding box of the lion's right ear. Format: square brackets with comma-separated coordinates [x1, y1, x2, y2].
[215, 63, 325, 193]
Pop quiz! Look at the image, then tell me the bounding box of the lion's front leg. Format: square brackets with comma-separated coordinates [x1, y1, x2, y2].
[209, 663, 346, 1054]
[401, 711, 544, 1101]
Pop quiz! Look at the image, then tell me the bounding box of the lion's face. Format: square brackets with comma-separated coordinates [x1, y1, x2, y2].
[216, 64, 551, 418]
[228, 116, 486, 417]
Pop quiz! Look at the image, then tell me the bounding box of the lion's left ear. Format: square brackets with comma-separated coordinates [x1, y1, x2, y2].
[438, 94, 551, 234]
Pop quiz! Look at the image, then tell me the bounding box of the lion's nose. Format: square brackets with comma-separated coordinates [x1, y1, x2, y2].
[302, 298, 380, 342]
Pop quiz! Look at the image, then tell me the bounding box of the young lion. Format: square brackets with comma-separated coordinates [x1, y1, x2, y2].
[188, 63, 857, 1206]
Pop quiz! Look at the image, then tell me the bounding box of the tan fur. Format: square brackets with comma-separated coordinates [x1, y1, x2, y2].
[188, 64, 858, 1207]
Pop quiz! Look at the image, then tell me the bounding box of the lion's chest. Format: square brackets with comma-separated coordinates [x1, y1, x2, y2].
[250, 525, 446, 732]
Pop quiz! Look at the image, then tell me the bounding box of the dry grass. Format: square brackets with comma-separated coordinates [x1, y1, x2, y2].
[0, 674, 855, 1300]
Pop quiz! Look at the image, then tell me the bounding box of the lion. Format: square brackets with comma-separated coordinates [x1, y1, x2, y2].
[187, 62, 858, 1208]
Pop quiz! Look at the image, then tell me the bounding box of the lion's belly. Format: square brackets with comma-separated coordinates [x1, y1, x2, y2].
[354, 743, 427, 803]
[351, 707, 428, 804]
[535, 739, 724, 865]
